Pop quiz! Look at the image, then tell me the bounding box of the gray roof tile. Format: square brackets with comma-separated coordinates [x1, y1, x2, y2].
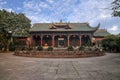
[30, 23, 99, 32]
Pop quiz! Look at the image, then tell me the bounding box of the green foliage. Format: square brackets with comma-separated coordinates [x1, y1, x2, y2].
[0, 9, 31, 32]
[78, 46, 85, 51]
[0, 9, 31, 51]
[21, 47, 26, 51]
[86, 40, 92, 46]
[37, 46, 43, 51]
[9, 43, 15, 51]
[87, 47, 92, 51]
[116, 37, 120, 52]
[94, 48, 100, 51]
[28, 47, 33, 51]
[67, 46, 74, 51]
[14, 39, 26, 46]
[112, 0, 120, 17]
[0, 45, 3, 51]
[0, 27, 11, 51]
[47, 46, 53, 51]
[102, 35, 120, 52]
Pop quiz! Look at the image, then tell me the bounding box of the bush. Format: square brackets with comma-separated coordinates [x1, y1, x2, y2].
[28, 47, 33, 51]
[101, 35, 120, 52]
[0, 45, 3, 51]
[87, 47, 92, 51]
[94, 48, 100, 51]
[37, 46, 43, 51]
[67, 46, 74, 51]
[78, 46, 85, 51]
[9, 43, 15, 51]
[47, 46, 53, 51]
[21, 47, 25, 51]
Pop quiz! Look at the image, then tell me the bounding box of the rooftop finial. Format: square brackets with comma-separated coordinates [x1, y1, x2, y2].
[60, 19, 62, 23]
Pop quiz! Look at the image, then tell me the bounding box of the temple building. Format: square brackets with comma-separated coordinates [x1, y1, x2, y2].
[93, 29, 110, 41]
[93, 29, 110, 46]
[29, 22, 100, 47]
[12, 32, 29, 46]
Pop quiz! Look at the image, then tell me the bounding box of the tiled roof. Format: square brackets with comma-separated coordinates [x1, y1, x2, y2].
[94, 29, 110, 37]
[12, 31, 29, 37]
[30, 22, 99, 32]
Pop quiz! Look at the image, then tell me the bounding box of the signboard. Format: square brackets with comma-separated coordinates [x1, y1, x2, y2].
[58, 38, 64, 40]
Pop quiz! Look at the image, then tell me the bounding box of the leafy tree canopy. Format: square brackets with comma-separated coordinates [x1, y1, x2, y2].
[0, 9, 31, 33]
[0, 9, 31, 51]
[102, 35, 120, 52]
[112, 0, 120, 17]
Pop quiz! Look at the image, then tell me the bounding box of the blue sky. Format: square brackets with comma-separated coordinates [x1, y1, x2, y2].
[0, 0, 120, 34]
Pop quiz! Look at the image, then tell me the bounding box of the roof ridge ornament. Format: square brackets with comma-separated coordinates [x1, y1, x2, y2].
[60, 19, 63, 23]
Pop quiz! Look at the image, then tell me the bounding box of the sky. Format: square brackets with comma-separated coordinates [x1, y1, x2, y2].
[0, 0, 120, 34]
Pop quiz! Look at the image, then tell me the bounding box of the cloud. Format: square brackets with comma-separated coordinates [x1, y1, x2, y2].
[23, 0, 113, 22]
[0, 0, 120, 34]
[23, 0, 83, 22]
[21, 0, 120, 34]
[0, 0, 6, 5]
[108, 25, 120, 34]
[46, 0, 54, 4]
[0, 0, 7, 8]
[109, 26, 118, 31]
[0, 0, 15, 12]
[16, 7, 22, 10]
[5, 8, 14, 12]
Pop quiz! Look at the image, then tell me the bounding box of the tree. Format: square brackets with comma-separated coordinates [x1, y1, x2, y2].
[0, 9, 31, 52]
[116, 37, 120, 52]
[101, 35, 120, 52]
[0, 27, 12, 51]
[112, 0, 120, 17]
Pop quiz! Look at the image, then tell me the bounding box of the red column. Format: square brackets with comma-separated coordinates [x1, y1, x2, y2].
[52, 34, 54, 47]
[68, 35, 70, 47]
[30, 35, 32, 46]
[79, 35, 82, 46]
[40, 35, 42, 46]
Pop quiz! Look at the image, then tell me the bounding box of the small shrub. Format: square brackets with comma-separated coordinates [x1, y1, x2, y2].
[67, 46, 74, 51]
[0, 45, 3, 51]
[9, 43, 15, 51]
[47, 46, 53, 51]
[21, 47, 25, 51]
[28, 47, 33, 51]
[87, 47, 92, 51]
[37, 46, 43, 51]
[78, 46, 85, 51]
[94, 48, 100, 51]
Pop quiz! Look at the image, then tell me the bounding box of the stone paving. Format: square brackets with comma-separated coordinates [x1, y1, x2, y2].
[0, 53, 120, 80]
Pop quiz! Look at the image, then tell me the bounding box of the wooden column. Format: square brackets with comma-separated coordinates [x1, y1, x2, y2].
[67, 35, 70, 47]
[79, 35, 82, 46]
[52, 34, 54, 47]
[89, 34, 92, 42]
[40, 35, 42, 46]
[30, 35, 32, 45]
[30, 35, 33, 47]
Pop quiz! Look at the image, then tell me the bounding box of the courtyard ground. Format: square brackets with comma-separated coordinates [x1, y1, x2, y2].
[0, 52, 120, 80]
